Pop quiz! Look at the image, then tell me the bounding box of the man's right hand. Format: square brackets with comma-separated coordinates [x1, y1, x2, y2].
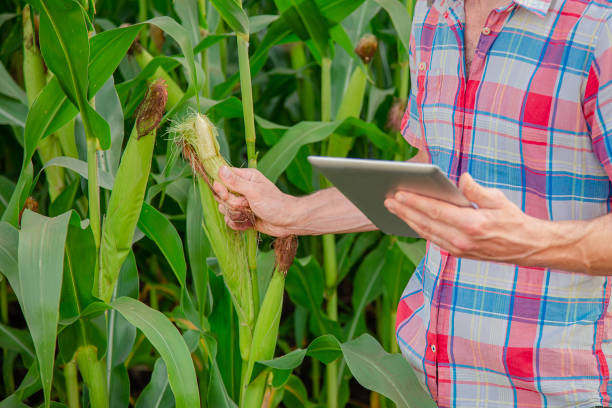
[213, 166, 299, 237]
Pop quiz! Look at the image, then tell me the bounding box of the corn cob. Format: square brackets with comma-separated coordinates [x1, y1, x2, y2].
[242, 235, 298, 408]
[174, 113, 255, 362]
[98, 80, 168, 302]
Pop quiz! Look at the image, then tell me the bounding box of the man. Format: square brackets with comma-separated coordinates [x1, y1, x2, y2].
[213, 0, 612, 404]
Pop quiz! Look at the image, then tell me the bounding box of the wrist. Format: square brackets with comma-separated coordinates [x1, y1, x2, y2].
[525, 216, 593, 272]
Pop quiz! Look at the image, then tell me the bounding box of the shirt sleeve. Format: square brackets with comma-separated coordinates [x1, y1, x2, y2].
[401, 28, 426, 152]
[584, 16, 612, 182]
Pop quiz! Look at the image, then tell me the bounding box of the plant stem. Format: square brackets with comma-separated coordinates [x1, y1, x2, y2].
[138, 0, 148, 49]
[319, 54, 339, 408]
[321, 57, 332, 122]
[312, 358, 321, 398]
[290, 43, 316, 121]
[76, 346, 108, 408]
[64, 360, 80, 408]
[87, 135, 101, 282]
[236, 32, 259, 316]
[198, 0, 210, 98]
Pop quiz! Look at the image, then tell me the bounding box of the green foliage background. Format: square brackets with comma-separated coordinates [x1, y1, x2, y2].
[0, 0, 435, 407]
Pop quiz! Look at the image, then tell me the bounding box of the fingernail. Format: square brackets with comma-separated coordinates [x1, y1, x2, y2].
[385, 199, 395, 211]
[395, 192, 408, 202]
[220, 166, 230, 178]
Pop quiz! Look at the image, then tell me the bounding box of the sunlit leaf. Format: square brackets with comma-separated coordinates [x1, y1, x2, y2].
[111, 297, 200, 408]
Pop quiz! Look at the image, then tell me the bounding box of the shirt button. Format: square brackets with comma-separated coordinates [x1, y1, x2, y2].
[431, 344, 436, 353]
[482, 26, 492, 35]
[418, 61, 427, 71]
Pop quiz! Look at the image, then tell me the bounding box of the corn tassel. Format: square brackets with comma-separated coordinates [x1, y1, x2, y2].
[98, 80, 168, 302]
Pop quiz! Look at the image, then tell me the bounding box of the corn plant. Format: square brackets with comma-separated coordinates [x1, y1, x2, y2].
[0, 0, 437, 407]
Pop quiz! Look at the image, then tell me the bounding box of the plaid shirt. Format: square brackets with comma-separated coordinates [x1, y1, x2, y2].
[397, 0, 612, 405]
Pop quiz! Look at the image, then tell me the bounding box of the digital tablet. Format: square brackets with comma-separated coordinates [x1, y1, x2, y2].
[308, 156, 472, 237]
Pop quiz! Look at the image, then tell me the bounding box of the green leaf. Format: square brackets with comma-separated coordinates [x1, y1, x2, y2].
[374, 0, 412, 53]
[397, 240, 426, 266]
[259, 121, 339, 182]
[111, 297, 201, 408]
[0, 323, 35, 359]
[0, 96, 28, 128]
[276, 0, 331, 58]
[0, 62, 26, 103]
[317, 0, 368, 23]
[249, 15, 279, 33]
[22, 24, 142, 174]
[137, 203, 187, 288]
[30, 0, 111, 148]
[0, 222, 18, 289]
[174, 0, 201, 58]
[285, 257, 340, 337]
[341, 334, 436, 408]
[202, 334, 239, 408]
[383, 242, 414, 306]
[286, 146, 313, 193]
[260, 117, 395, 183]
[31, 0, 88, 109]
[18, 210, 74, 407]
[209, 0, 249, 34]
[0, 13, 16, 29]
[282, 375, 309, 408]
[60, 216, 97, 322]
[0, 162, 33, 227]
[186, 184, 211, 314]
[43, 156, 115, 190]
[135, 358, 175, 408]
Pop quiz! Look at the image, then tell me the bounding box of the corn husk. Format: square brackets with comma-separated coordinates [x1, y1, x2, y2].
[173, 113, 255, 359]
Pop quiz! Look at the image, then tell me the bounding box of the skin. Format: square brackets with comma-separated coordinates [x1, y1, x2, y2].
[214, 0, 612, 276]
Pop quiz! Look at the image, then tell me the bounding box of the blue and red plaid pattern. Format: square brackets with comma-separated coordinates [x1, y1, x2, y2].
[397, 0, 612, 406]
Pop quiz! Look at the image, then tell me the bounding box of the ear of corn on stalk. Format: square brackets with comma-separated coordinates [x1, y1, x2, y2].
[98, 80, 168, 302]
[23, 5, 66, 202]
[242, 235, 298, 408]
[174, 113, 255, 362]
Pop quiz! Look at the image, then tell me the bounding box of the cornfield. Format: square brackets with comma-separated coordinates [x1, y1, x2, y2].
[0, 0, 436, 407]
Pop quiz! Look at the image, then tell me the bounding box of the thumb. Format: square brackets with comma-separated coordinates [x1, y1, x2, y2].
[459, 173, 505, 209]
[218, 166, 255, 197]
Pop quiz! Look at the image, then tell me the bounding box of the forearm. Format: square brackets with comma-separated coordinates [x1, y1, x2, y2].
[522, 214, 612, 275]
[286, 187, 378, 236]
[285, 149, 429, 236]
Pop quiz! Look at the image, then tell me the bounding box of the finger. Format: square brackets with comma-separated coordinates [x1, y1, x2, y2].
[228, 167, 264, 183]
[218, 166, 256, 196]
[459, 173, 505, 209]
[212, 181, 229, 201]
[226, 193, 249, 209]
[393, 191, 477, 229]
[385, 198, 465, 247]
[225, 215, 250, 231]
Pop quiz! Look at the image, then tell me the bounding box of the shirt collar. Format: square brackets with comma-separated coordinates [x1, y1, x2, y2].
[512, 0, 552, 17]
[430, 0, 552, 18]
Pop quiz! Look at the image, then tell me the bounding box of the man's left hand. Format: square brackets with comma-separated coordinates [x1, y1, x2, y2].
[384, 173, 552, 264]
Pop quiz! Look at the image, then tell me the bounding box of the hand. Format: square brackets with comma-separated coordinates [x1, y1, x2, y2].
[213, 166, 298, 237]
[383, 173, 552, 265]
